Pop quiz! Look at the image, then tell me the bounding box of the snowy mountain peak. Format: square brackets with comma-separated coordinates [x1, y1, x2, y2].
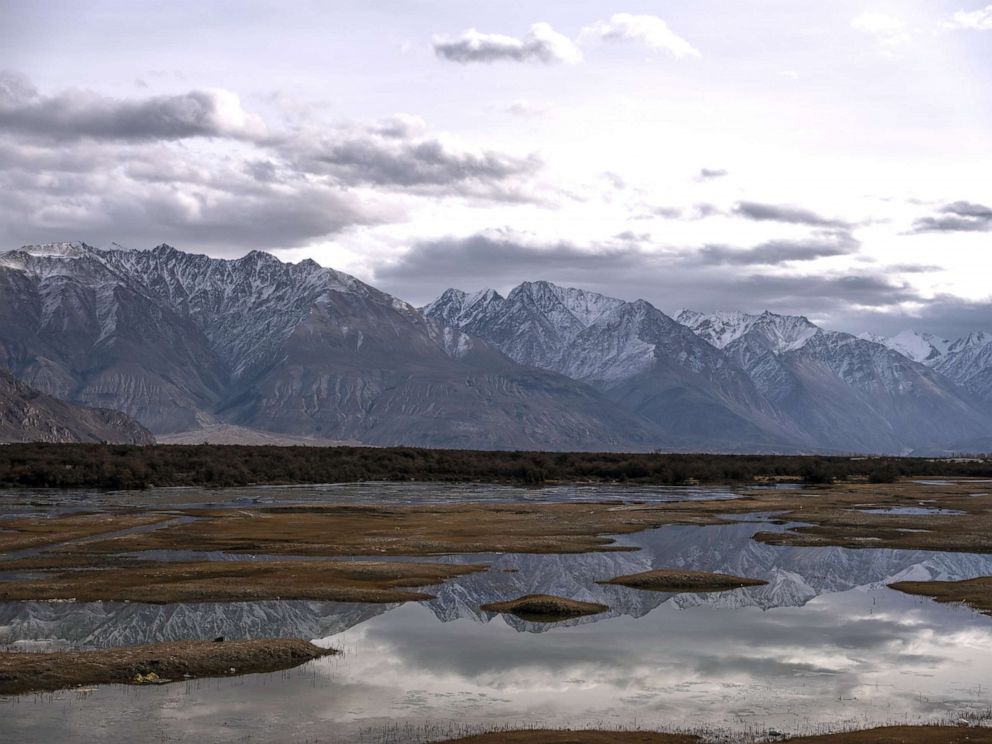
[506, 280, 626, 329]
[950, 330, 992, 353]
[881, 330, 951, 365]
[678, 309, 821, 353]
[15, 242, 92, 258]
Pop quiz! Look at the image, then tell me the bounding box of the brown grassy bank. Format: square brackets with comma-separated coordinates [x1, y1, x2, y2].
[436, 728, 992, 744]
[0, 638, 334, 695]
[479, 594, 609, 621]
[437, 732, 699, 744]
[0, 513, 173, 554]
[4, 480, 992, 604]
[752, 481, 992, 554]
[889, 576, 992, 616]
[59, 480, 992, 558]
[0, 559, 486, 604]
[598, 568, 768, 592]
[782, 726, 992, 742]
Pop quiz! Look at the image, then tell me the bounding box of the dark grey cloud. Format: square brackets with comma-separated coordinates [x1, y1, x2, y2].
[733, 201, 852, 228]
[886, 263, 941, 274]
[697, 231, 859, 266]
[291, 135, 539, 189]
[0, 138, 389, 254]
[642, 203, 720, 220]
[376, 233, 640, 288]
[0, 70, 264, 142]
[433, 23, 582, 65]
[840, 295, 992, 340]
[372, 230, 918, 326]
[911, 201, 992, 233]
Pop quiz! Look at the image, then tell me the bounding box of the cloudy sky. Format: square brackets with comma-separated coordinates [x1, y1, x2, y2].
[2, 0, 990, 336]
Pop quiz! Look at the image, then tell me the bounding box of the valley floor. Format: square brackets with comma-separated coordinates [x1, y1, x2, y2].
[3, 477, 992, 742]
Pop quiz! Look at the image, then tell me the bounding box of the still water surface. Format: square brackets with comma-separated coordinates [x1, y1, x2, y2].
[1, 485, 991, 742]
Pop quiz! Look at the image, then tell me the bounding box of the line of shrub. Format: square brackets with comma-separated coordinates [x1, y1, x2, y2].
[0, 443, 988, 490]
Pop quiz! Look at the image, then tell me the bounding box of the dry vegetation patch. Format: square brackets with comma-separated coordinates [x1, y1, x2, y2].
[782, 725, 992, 743]
[0, 512, 173, 554]
[437, 729, 992, 744]
[751, 481, 992, 554]
[437, 732, 699, 744]
[479, 594, 609, 621]
[598, 569, 767, 592]
[64, 502, 723, 557]
[888, 576, 992, 616]
[0, 559, 486, 603]
[0, 638, 334, 695]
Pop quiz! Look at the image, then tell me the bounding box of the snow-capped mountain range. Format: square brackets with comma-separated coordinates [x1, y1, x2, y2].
[0, 243, 656, 449]
[1, 241, 991, 454]
[426, 281, 992, 454]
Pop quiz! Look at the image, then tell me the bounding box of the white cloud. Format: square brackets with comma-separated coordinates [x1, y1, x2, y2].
[946, 5, 992, 30]
[850, 12, 912, 46]
[498, 99, 553, 118]
[581, 14, 700, 58]
[433, 22, 582, 65]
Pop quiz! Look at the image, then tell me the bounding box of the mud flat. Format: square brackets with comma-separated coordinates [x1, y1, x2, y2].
[0, 638, 334, 695]
[0, 513, 173, 554]
[750, 481, 992, 554]
[781, 726, 992, 743]
[0, 559, 486, 603]
[4, 479, 992, 607]
[438, 732, 699, 743]
[6, 480, 992, 563]
[889, 576, 992, 616]
[61, 501, 710, 557]
[480, 594, 609, 621]
[598, 568, 767, 592]
[438, 728, 992, 744]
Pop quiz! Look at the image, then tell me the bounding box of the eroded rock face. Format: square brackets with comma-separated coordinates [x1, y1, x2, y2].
[0, 243, 659, 450]
[0, 370, 152, 444]
[428, 283, 992, 454]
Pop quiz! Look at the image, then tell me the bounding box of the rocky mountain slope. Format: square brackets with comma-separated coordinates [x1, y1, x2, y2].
[0, 370, 152, 444]
[678, 310, 992, 453]
[4, 241, 990, 454]
[0, 244, 658, 450]
[429, 282, 992, 453]
[869, 330, 992, 405]
[425, 282, 807, 452]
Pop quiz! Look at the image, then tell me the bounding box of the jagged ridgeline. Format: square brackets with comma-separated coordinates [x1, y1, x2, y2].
[0, 243, 654, 451]
[1, 243, 991, 454]
[427, 283, 992, 454]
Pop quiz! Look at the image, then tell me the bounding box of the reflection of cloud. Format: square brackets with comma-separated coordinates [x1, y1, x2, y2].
[8, 519, 992, 739]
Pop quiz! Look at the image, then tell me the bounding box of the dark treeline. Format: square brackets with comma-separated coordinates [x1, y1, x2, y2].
[0, 443, 990, 490]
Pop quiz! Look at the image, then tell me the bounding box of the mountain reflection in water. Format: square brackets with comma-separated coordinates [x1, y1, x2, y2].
[3, 521, 992, 742]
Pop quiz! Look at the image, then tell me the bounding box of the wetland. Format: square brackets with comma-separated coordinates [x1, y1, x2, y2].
[1, 477, 992, 742]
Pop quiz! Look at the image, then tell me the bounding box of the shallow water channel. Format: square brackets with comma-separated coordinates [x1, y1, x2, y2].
[2, 483, 992, 742]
